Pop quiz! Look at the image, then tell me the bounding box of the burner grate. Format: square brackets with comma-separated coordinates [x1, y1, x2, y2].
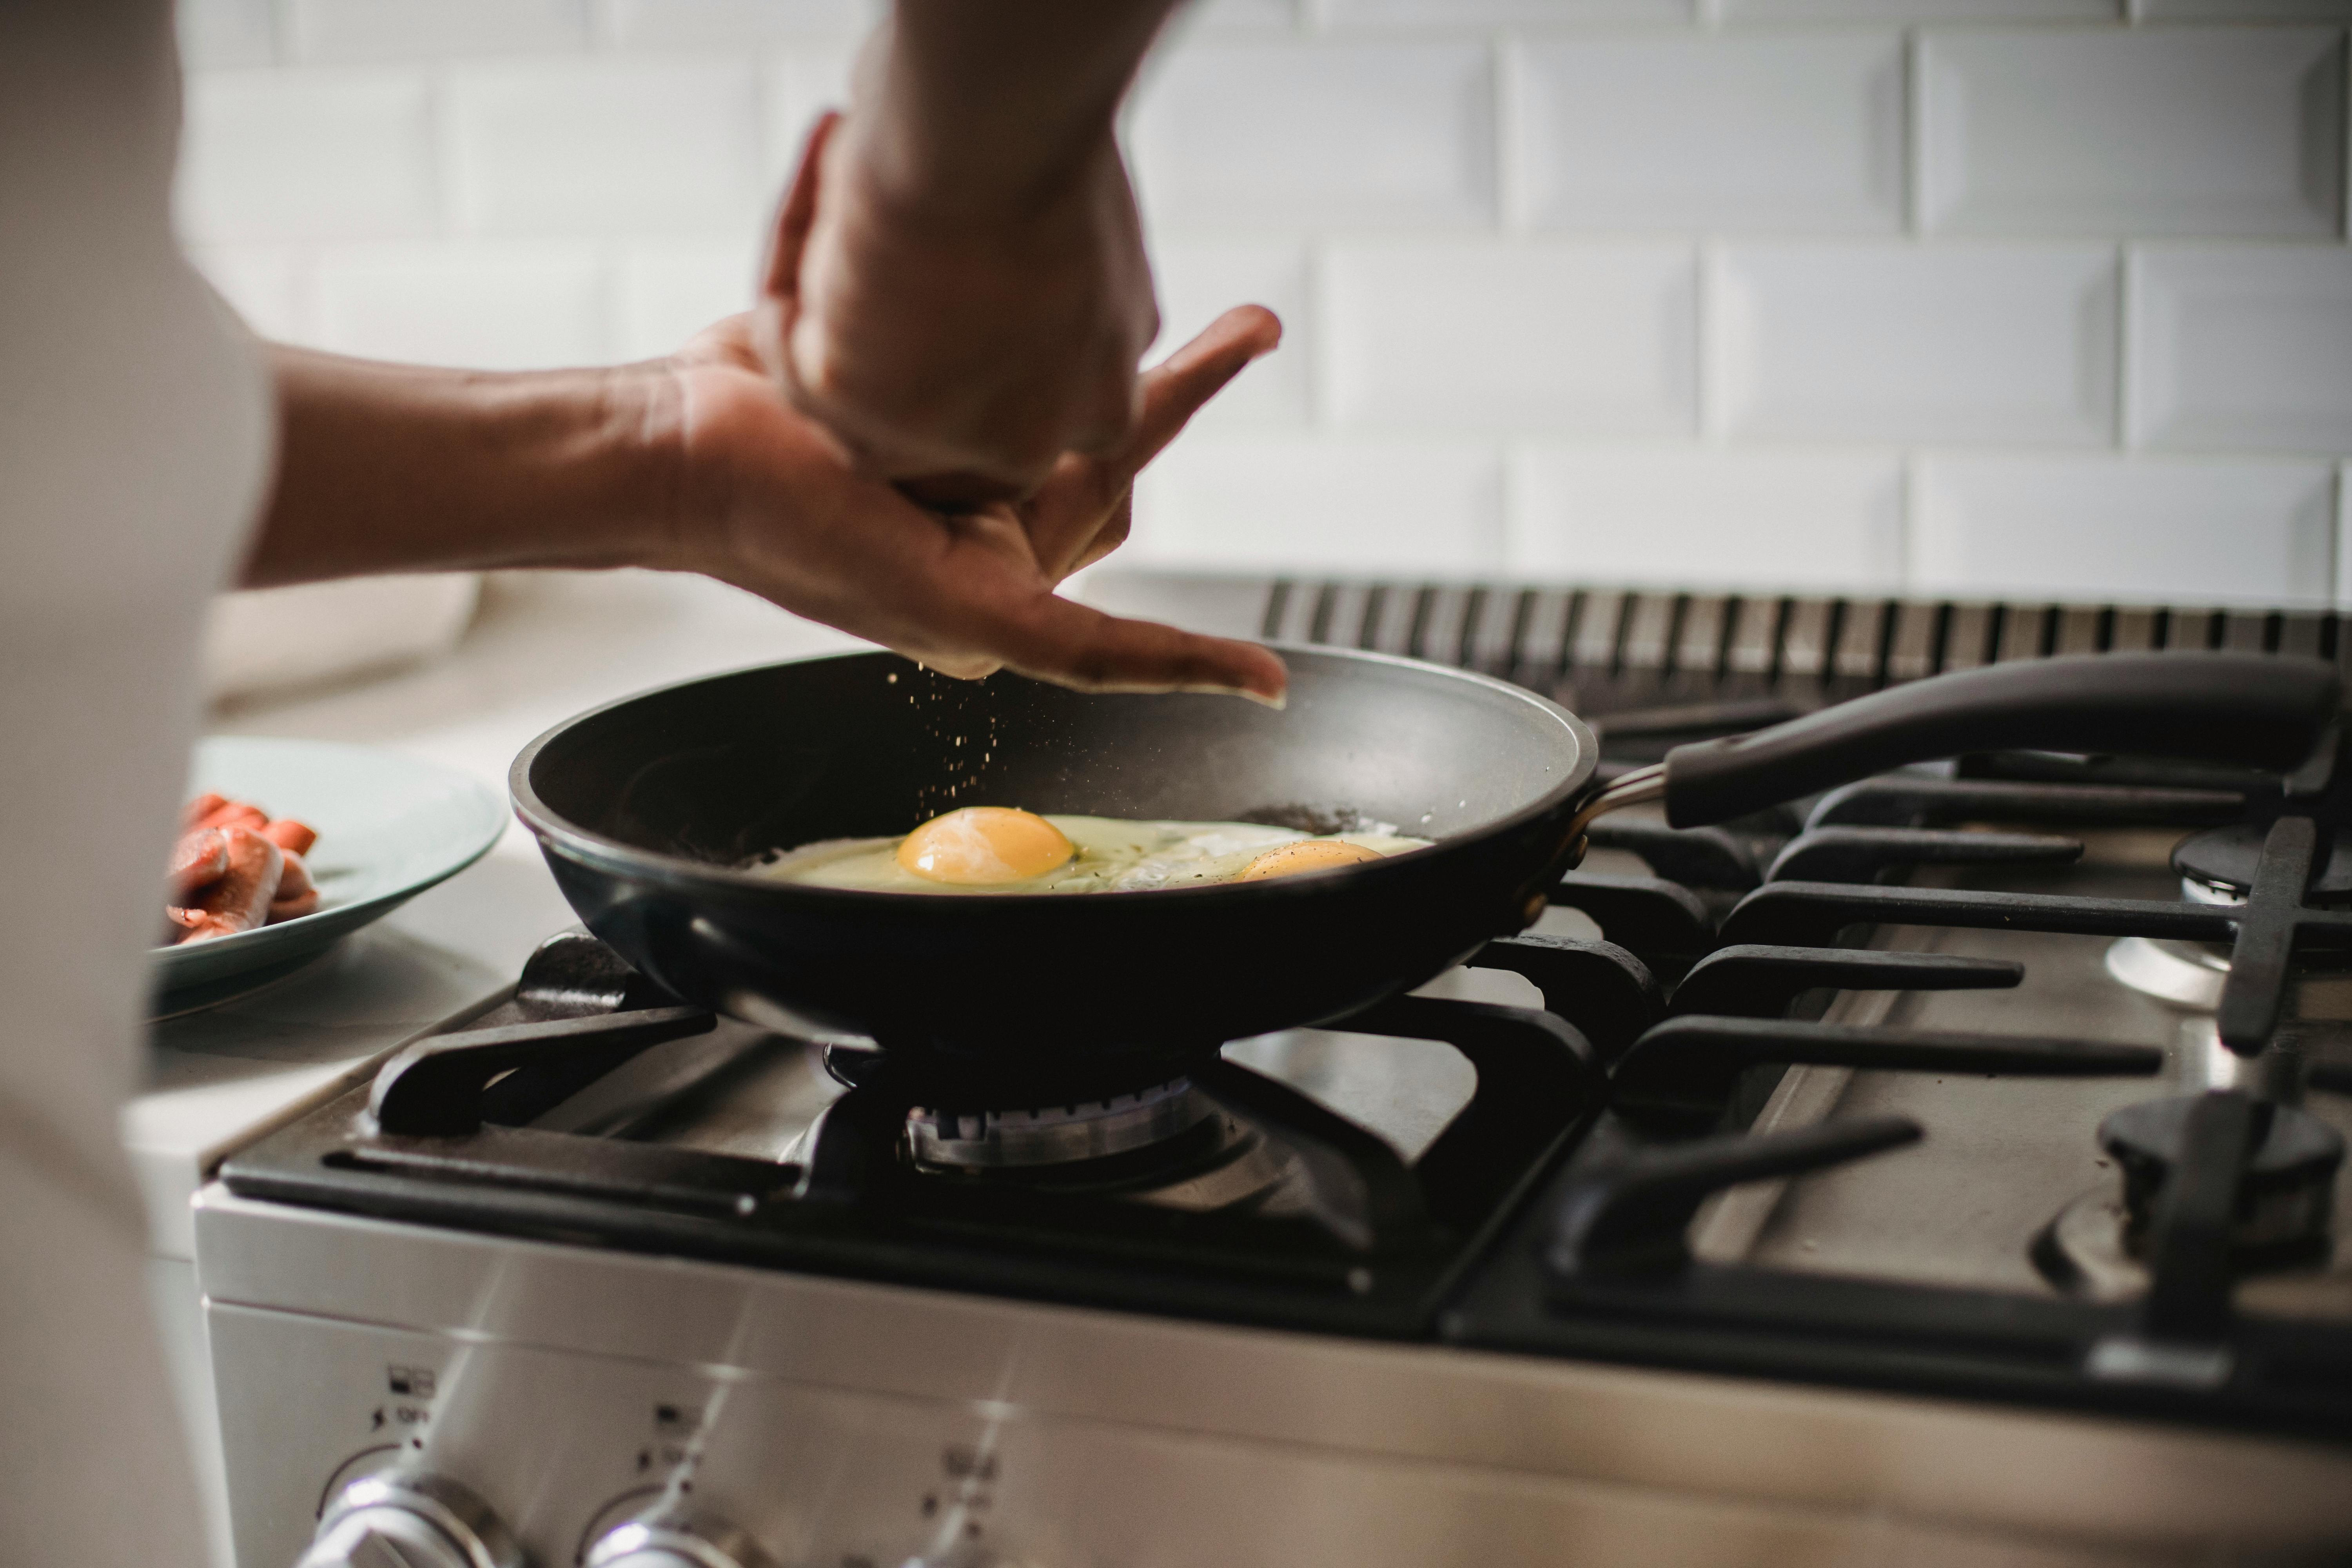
[224, 929, 1613, 1338]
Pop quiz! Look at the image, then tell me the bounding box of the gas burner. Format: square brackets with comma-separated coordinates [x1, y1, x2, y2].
[2105, 1095, 2344, 1259]
[2108, 822, 2352, 1010]
[2174, 822, 2352, 905]
[2034, 1094, 2346, 1299]
[2105, 935, 2232, 1010]
[907, 1077, 1216, 1170]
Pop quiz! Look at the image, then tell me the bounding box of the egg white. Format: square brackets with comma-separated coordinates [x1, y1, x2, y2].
[751, 815, 1430, 895]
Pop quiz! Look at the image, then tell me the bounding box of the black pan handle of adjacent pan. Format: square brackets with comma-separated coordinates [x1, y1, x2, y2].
[1574, 653, 2340, 837]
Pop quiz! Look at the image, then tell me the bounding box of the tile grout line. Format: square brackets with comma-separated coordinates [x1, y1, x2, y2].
[1695, 238, 1721, 447]
[1899, 450, 1922, 599]
[425, 64, 453, 244]
[1903, 26, 1926, 240]
[2113, 241, 2136, 454]
[1302, 236, 1327, 435]
[1492, 33, 1522, 240]
[2338, 461, 2350, 610]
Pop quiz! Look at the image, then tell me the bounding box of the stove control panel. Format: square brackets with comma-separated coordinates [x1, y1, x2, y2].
[297, 1471, 523, 1568]
[587, 1506, 773, 1568]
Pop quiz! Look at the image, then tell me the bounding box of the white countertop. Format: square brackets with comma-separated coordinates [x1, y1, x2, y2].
[131, 570, 864, 1259]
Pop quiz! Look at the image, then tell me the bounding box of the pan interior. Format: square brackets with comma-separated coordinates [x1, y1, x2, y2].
[522, 649, 1588, 873]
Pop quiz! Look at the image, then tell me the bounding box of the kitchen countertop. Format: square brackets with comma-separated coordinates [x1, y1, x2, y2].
[132, 570, 865, 1259]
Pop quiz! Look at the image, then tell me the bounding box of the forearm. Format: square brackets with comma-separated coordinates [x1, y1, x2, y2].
[240, 347, 685, 588]
[855, 0, 1181, 216]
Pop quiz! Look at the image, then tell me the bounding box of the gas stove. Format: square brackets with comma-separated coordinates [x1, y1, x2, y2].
[194, 574, 2352, 1567]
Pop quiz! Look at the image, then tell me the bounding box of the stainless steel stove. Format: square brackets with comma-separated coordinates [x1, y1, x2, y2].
[195, 575, 2352, 1567]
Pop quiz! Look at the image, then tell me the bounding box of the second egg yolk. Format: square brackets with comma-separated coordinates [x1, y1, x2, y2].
[896, 807, 1076, 886]
[1236, 839, 1385, 881]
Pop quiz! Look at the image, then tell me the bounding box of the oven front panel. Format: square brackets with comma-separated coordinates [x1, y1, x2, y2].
[212, 1299, 2193, 1568]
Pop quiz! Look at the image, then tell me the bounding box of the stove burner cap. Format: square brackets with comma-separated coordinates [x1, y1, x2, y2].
[2098, 1095, 2344, 1260]
[908, 1077, 1214, 1169]
[2104, 936, 2230, 1010]
[2173, 822, 2352, 902]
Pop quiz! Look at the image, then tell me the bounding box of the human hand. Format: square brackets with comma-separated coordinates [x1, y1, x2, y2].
[663, 303, 1287, 702]
[755, 110, 1160, 504]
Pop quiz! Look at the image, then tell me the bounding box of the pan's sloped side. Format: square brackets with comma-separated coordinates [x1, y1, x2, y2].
[513, 649, 1595, 1063]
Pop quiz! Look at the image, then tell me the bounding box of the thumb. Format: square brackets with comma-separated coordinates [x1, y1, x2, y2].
[753, 110, 839, 393]
[761, 109, 838, 307]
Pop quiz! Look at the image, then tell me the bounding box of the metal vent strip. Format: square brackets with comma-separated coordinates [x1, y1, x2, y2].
[1258, 582, 2347, 698]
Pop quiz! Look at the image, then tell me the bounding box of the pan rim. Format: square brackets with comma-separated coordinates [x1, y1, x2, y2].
[508, 642, 1599, 908]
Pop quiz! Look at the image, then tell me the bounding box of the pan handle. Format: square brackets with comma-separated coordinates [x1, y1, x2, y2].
[1570, 652, 2339, 840]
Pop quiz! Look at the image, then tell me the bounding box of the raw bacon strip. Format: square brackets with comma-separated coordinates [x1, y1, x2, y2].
[192, 800, 269, 834]
[167, 828, 230, 900]
[261, 818, 317, 857]
[175, 828, 283, 944]
[167, 796, 326, 941]
[267, 850, 319, 922]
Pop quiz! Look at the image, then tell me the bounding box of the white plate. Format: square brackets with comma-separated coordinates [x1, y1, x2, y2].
[152, 737, 506, 1008]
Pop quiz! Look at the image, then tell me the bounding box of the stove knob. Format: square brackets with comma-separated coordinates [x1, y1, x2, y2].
[298, 1472, 523, 1568]
[586, 1508, 772, 1568]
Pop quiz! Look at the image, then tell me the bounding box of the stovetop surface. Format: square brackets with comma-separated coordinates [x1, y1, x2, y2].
[216, 572, 2352, 1448]
[1722, 851, 2350, 1300]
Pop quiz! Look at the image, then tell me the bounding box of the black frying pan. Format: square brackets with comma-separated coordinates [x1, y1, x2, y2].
[511, 645, 2336, 1079]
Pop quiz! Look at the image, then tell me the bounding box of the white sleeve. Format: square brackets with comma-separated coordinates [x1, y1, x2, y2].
[0, 3, 275, 1564]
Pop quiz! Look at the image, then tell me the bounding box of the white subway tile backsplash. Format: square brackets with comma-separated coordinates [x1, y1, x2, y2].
[1723, 0, 2114, 16]
[448, 60, 767, 238]
[190, 246, 310, 343]
[1509, 448, 1905, 590]
[176, 70, 437, 244]
[2139, 0, 2352, 18]
[1185, 0, 1304, 34]
[313, 242, 610, 368]
[1918, 28, 2347, 236]
[615, 241, 762, 360]
[1130, 439, 1505, 574]
[1513, 34, 1904, 233]
[1129, 40, 1495, 229]
[172, 1, 2352, 608]
[1147, 241, 1314, 430]
[177, 0, 278, 69]
[597, 0, 876, 47]
[2131, 246, 2352, 456]
[290, 0, 588, 63]
[1717, 243, 2118, 444]
[1913, 454, 2336, 605]
[764, 51, 859, 184]
[1325, 242, 1696, 434]
[1326, 0, 1691, 21]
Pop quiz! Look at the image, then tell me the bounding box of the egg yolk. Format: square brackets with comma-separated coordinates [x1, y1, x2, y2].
[1236, 839, 1385, 882]
[895, 807, 1076, 885]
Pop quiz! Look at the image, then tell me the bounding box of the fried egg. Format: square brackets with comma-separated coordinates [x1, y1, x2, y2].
[896, 806, 1075, 885]
[755, 808, 1430, 895]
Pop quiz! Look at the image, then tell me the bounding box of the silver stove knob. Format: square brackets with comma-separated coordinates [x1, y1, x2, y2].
[298, 1472, 523, 1568]
[586, 1508, 771, 1568]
